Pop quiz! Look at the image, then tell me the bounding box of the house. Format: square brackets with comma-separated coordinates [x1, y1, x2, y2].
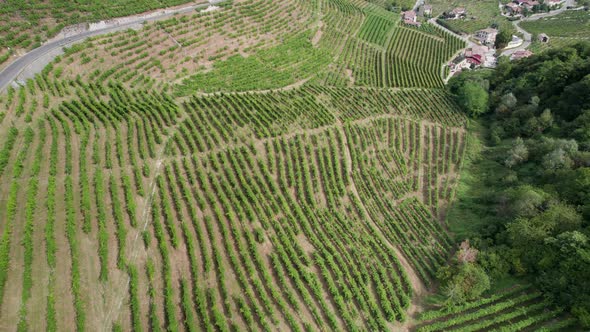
[446, 7, 467, 19]
[401, 10, 421, 26]
[514, 0, 539, 8]
[465, 45, 488, 58]
[422, 4, 432, 16]
[522, 0, 540, 9]
[475, 28, 498, 45]
[538, 33, 550, 42]
[402, 10, 417, 22]
[505, 2, 522, 15]
[547, 0, 561, 7]
[511, 50, 534, 60]
[466, 54, 483, 66]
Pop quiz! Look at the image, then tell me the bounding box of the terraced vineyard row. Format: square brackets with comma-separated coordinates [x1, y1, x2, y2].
[416, 285, 576, 331]
[34, 0, 462, 94]
[0, 73, 468, 329]
[345, 117, 463, 283]
[45, 0, 317, 90]
[0, 0, 520, 331]
[385, 26, 465, 87]
[358, 11, 399, 46]
[325, 20, 464, 88]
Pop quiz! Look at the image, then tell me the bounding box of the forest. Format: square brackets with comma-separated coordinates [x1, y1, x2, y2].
[447, 42, 590, 327]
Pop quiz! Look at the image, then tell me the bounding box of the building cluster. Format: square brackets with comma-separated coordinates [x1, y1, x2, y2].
[449, 45, 496, 75]
[504, 0, 562, 16]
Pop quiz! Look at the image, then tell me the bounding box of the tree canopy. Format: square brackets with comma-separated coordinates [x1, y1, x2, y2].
[446, 42, 590, 327]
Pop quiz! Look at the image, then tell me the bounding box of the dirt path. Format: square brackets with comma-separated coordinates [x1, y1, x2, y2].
[311, 21, 324, 47]
[334, 116, 428, 299]
[332, 116, 428, 331]
[100, 112, 189, 331]
[189, 77, 312, 98]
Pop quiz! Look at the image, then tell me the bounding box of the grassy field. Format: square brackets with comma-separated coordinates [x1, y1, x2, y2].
[521, 10, 590, 40]
[517, 10, 590, 54]
[0, 0, 575, 331]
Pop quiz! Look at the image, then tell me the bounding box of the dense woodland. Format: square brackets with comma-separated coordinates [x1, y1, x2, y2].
[447, 42, 590, 327]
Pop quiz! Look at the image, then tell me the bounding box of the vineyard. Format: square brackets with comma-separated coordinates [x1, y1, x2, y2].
[0, 71, 469, 330]
[0, 0, 576, 331]
[415, 284, 577, 331]
[0, 0, 205, 67]
[43, 0, 464, 92]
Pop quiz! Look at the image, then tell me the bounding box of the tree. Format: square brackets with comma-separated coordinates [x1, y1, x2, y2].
[538, 109, 553, 130]
[542, 148, 572, 171]
[505, 137, 528, 168]
[439, 263, 491, 305]
[537, 231, 590, 327]
[437, 240, 491, 306]
[457, 83, 488, 117]
[507, 185, 546, 218]
[495, 30, 512, 49]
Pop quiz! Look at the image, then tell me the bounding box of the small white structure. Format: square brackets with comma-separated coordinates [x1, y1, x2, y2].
[538, 33, 550, 42]
[200, 5, 220, 13]
[506, 35, 524, 49]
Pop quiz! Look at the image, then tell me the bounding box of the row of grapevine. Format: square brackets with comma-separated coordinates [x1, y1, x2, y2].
[358, 12, 398, 46]
[417, 284, 574, 331]
[344, 117, 463, 283]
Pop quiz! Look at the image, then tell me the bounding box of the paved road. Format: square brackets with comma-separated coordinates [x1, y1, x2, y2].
[500, 0, 577, 56]
[526, 0, 577, 20]
[501, 20, 532, 56]
[0, 1, 209, 93]
[413, 0, 424, 11]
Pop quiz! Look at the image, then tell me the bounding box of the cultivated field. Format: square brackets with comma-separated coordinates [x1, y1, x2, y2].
[415, 284, 577, 331]
[0, 0, 573, 331]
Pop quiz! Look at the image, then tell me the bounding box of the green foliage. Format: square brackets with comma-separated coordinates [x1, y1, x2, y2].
[495, 30, 512, 49]
[457, 84, 489, 117]
[448, 70, 491, 117]
[176, 33, 331, 94]
[437, 257, 490, 306]
[521, 10, 590, 38]
[0, 127, 19, 177]
[447, 41, 590, 327]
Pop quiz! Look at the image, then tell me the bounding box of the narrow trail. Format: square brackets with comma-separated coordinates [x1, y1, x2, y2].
[333, 116, 428, 304]
[101, 113, 188, 331]
[189, 77, 312, 98]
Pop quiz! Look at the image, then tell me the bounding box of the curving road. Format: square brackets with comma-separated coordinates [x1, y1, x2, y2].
[501, 0, 578, 56]
[0, 1, 210, 93]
